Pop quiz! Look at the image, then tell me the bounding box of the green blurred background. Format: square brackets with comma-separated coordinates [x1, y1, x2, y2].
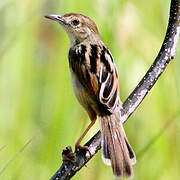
[0, 0, 180, 179]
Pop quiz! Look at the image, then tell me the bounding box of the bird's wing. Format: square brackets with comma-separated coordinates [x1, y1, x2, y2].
[69, 44, 120, 113]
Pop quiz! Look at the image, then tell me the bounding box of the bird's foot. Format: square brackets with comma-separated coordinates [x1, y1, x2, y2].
[62, 146, 76, 163]
[75, 144, 91, 157]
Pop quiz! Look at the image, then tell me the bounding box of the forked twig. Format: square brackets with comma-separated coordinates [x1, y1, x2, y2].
[51, 0, 180, 179]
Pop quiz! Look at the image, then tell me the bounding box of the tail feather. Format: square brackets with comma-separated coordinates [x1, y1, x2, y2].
[124, 134, 136, 165]
[100, 112, 136, 178]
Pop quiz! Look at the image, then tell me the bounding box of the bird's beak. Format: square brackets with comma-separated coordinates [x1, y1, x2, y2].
[44, 14, 65, 24]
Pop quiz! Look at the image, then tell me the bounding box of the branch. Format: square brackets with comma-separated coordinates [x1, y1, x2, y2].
[50, 0, 180, 179]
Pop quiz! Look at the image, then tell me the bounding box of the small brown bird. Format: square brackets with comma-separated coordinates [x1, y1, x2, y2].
[45, 13, 136, 178]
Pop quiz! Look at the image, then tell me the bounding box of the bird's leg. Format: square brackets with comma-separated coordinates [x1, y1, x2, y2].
[75, 119, 96, 156]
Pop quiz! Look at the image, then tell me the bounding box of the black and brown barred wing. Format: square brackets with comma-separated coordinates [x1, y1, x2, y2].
[68, 44, 120, 114]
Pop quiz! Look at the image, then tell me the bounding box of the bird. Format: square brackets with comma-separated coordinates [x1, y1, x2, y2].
[45, 13, 136, 179]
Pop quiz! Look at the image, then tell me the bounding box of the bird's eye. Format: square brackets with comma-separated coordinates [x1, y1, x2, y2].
[72, 19, 80, 26]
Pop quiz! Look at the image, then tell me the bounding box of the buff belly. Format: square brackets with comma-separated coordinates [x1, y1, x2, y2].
[71, 72, 97, 116]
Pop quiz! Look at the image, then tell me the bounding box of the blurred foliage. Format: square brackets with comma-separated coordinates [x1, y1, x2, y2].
[0, 0, 180, 179]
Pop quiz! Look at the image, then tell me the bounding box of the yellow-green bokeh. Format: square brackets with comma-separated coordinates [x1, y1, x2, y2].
[0, 0, 179, 179]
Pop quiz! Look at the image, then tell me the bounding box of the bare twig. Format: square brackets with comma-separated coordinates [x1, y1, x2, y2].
[51, 0, 180, 179]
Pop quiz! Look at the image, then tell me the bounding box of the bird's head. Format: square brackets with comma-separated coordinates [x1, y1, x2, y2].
[45, 13, 100, 45]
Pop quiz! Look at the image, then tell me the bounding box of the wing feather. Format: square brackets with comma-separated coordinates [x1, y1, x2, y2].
[68, 44, 120, 114]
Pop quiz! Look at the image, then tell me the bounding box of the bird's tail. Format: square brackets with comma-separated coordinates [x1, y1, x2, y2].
[100, 112, 136, 178]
